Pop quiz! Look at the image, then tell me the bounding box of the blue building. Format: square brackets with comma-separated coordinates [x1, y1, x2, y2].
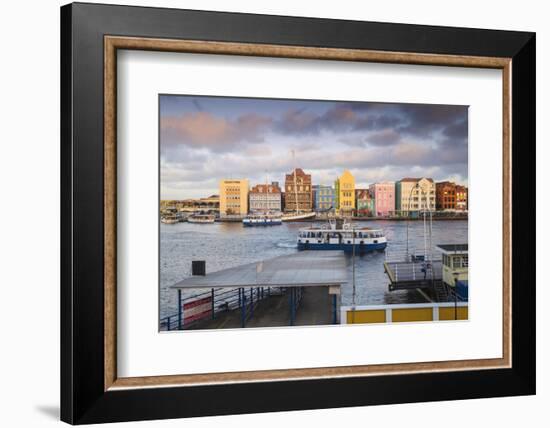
[313, 185, 335, 212]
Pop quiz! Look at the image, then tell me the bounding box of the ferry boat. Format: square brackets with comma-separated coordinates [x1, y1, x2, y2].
[297, 219, 387, 253]
[187, 214, 216, 224]
[243, 213, 282, 227]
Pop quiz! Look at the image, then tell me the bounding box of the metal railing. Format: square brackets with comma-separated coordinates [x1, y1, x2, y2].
[160, 286, 283, 331]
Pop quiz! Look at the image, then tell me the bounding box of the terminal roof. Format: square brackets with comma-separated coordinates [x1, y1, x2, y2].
[170, 250, 347, 289]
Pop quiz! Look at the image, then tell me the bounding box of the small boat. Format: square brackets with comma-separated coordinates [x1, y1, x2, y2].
[160, 217, 179, 224]
[297, 218, 387, 253]
[281, 211, 316, 222]
[188, 214, 216, 224]
[161, 214, 178, 224]
[243, 213, 282, 227]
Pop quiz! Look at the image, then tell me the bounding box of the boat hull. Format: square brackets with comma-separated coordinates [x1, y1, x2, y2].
[243, 220, 282, 227]
[297, 242, 387, 253]
[281, 212, 316, 222]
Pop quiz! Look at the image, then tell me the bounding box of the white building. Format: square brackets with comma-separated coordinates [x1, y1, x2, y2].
[249, 182, 282, 212]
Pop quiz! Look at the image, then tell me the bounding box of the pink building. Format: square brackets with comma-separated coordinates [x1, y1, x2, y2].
[369, 182, 395, 216]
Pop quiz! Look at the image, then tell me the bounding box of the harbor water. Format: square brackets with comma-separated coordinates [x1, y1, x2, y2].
[160, 220, 468, 320]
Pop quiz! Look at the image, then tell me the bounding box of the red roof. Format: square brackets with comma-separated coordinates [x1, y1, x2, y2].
[250, 184, 281, 194]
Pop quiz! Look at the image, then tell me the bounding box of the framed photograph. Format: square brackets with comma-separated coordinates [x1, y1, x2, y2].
[61, 2, 535, 424]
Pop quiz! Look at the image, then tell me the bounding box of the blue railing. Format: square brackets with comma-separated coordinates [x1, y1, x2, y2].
[160, 286, 282, 331]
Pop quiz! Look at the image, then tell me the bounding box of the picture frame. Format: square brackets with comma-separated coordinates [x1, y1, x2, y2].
[61, 2, 535, 424]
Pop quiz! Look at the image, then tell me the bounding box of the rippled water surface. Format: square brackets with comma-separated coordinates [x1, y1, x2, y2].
[160, 220, 468, 319]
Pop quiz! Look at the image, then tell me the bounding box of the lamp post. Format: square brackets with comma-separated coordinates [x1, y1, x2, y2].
[405, 183, 420, 261]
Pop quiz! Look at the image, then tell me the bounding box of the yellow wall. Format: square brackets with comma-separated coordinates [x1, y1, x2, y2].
[345, 305, 469, 324]
[439, 307, 468, 320]
[392, 307, 433, 322]
[338, 170, 355, 212]
[346, 310, 386, 324]
[219, 179, 249, 215]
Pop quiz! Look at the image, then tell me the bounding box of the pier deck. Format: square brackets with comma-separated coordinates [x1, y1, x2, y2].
[384, 260, 443, 290]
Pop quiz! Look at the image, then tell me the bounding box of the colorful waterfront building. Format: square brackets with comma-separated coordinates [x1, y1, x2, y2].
[284, 168, 312, 212]
[395, 177, 435, 213]
[312, 185, 335, 212]
[219, 179, 249, 216]
[456, 185, 468, 211]
[355, 189, 375, 217]
[369, 182, 395, 217]
[435, 181, 457, 210]
[335, 170, 355, 215]
[249, 182, 282, 212]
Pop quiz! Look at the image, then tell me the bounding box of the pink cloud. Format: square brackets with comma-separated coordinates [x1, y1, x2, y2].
[161, 112, 272, 149]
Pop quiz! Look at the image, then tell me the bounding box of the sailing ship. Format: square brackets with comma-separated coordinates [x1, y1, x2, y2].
[282, 151, 316, 222]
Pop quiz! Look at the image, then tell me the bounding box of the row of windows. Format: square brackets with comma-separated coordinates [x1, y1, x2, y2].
[286, 185, 310, 192]
[250, 195, 281, 200]
[443, 254, 469, 269]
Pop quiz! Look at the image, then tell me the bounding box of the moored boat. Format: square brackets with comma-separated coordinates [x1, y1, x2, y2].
[188, 214, 216, 224]
[161, 216, 178, 224]
[243, 213, 282, 227]
[297, 218, 387, 253]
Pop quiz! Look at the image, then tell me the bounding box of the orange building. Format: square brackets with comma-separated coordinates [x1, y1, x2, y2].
[456, 185, 468, 211]
[436, 181, 457, 210]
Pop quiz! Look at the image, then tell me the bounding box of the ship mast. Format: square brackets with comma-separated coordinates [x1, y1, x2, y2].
[292, 149, 299, 214]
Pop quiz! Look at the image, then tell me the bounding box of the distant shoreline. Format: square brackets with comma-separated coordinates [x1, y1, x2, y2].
[216, 216, 468, 223]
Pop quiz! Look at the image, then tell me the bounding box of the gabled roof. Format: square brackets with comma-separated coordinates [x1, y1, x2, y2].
[400, 177, 434, 183]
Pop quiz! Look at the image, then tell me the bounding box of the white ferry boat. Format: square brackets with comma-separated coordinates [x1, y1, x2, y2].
[297, 219, 387, 253]
[187, 214, 216, 224]
[243, 213, 282, 227]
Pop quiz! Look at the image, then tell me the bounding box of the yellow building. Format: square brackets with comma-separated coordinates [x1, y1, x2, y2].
[336, 170, 355, 214]
[219, 179, 249, 216]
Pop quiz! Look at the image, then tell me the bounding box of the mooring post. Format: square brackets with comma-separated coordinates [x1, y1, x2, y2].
[250, 288, 254, 318]
[289, 288, 295, 326]
[211, 288, 215, 319]
[177, 289, 182, 330]
[240, 288, 246, 328]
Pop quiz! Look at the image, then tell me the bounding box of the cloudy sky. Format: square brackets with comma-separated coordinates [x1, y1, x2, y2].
[160, 95, 468, 200]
